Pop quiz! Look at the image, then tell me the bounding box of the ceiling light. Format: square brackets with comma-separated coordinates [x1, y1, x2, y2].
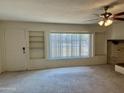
[98, 20, 104, 26]
[104, 19, 113, 27]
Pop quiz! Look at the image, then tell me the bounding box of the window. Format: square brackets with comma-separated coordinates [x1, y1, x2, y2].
[49, 32, 93, 59]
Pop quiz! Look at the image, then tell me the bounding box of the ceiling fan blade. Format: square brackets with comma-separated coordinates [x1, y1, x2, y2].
[93, 14, 100, 17]
[109, 1, 120, 8]
[114, 17, 124, 21]
[104, 1, 120, 10]
[114, 12, 124, 16]
[85, 18, 99, 21]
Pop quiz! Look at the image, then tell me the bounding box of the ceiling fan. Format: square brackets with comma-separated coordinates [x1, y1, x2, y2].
[94, 2, 124, 27]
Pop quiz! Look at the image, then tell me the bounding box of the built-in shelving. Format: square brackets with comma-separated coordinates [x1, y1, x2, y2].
[29, 31, 45, 59]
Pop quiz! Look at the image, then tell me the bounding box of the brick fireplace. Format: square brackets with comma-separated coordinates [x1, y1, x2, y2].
[107, 40, 124, 65]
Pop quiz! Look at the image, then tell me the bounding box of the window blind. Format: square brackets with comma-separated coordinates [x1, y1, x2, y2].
[49, 32, 92, 59]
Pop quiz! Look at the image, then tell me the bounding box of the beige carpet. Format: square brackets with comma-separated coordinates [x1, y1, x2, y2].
[0, 65, 124, 93]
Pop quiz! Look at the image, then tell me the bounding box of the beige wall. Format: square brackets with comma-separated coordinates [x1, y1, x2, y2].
[0, 21, 108, 71]
[95, 32, 107, 56]
[0, 23, 6, 73]
[0, 32, 2, 73]
[107, 21, 124, 40]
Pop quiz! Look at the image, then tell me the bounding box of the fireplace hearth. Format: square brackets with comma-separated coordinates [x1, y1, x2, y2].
[115, 63, 124, 74]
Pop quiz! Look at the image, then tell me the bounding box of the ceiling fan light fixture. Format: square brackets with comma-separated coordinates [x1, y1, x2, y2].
[98, 20, 104, 26]
[104, 19, 113, 26]
[97, 3, 124, 27]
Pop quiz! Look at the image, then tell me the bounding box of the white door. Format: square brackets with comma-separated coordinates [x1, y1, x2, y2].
[5, 30, 28, 71]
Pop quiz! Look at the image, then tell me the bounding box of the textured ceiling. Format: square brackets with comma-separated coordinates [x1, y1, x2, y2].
[0, 0, 123, 24]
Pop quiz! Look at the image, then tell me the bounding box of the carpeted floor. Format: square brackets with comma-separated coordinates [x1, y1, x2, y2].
[0, 65, 124, 93]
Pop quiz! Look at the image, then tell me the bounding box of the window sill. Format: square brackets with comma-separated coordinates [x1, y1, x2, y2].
[48, 56, 91, 61]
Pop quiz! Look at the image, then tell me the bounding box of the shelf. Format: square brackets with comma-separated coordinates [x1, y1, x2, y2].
[29, 31, 45, 59]
[29, 35, 44, 37]
[30, 56, 45, 59]
[29, 41, 44, 43]
[29, 32, 44, 37]
[30, 47, 44, 49]
[29, 36, 44, 37]
[29, 37, 44, 42]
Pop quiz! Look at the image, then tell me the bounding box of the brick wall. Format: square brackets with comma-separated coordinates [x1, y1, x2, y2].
[108, 41, 124, 64]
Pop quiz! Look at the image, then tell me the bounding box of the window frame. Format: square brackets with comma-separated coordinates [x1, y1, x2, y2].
[48, 32, 94, 60]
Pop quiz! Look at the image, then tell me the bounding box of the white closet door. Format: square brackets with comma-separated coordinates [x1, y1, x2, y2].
[5, 30, 28, 71]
